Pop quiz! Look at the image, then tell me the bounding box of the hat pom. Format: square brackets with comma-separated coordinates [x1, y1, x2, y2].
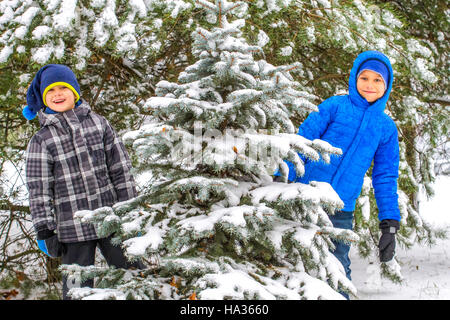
[23, 105, 37, 120]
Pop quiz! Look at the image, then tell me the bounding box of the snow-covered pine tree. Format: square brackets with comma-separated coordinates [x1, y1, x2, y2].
[64, 0, 359, 300]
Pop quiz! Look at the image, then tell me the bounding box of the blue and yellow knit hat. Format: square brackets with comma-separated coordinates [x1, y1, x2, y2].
[23, 64, 81, 120]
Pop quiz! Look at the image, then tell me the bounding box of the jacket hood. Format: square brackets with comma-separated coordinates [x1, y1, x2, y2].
[38, 100, 91, 128]
[348, 50, 394, 113]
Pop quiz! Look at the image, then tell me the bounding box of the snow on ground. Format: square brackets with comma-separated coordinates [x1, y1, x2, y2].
[350, 175, 450, 300]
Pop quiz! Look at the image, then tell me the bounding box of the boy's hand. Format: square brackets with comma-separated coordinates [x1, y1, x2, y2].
[378, 219, 400, 262]
[36, 229, 65, 258]
[273, 175, 284, 182]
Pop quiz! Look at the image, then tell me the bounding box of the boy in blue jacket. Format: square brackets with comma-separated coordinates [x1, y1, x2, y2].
[275, 51, 401, 293]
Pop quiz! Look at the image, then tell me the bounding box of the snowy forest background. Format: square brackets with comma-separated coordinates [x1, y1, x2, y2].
[0, 0, 448, 300]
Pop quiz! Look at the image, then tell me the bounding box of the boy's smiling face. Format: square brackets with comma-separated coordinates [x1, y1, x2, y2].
[356, 70, 386, 103]
[45, 85, 76, 112]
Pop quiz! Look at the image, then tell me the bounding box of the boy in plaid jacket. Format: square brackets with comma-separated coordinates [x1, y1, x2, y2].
[24, 64, 143, 299]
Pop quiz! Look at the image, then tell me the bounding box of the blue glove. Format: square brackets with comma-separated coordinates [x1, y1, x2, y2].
[37, 239, 51, 257]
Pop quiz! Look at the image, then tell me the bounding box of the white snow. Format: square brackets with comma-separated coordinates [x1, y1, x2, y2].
[0, 45, 13, 63]
[197, 268, 305, 300]
[280, 45, 292, 57]
[32, 25, 51, 40]
[129, 0, 147, 17]
[251, 180, 344, 209]
[15, 6, 40, 26]
[350, 175, 450, 299]
[257, 29, 270, 47]
[31, 44, 53, 64]
[52, 0, 77, 32]
[123, 226, 164, 256]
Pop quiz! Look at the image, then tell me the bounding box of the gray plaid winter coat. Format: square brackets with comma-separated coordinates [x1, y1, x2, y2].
[25, 101, 137, 243]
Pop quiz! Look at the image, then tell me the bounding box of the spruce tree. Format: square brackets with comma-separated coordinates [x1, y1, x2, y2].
[65, 0, 358, 300]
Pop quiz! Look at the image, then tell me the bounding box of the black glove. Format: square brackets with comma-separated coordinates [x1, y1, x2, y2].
[378, 219, 400, 262]
[273, 175, 285, 182]
[36, 229, 65, 258]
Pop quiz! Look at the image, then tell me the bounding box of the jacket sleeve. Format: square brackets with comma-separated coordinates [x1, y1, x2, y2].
[103, 118, 138, 202]
[25, 135, 57, 232]
[275, 97, 337, 181]
[297, 97, 336, 141]
[372, 121, 401, 221]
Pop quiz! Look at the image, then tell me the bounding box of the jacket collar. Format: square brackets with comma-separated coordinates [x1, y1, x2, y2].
[38, 100, 92, 128]
[348, 51, 394, 113]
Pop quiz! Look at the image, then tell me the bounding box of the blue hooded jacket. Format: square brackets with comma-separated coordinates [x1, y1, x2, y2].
[279, 51, 400, 221]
